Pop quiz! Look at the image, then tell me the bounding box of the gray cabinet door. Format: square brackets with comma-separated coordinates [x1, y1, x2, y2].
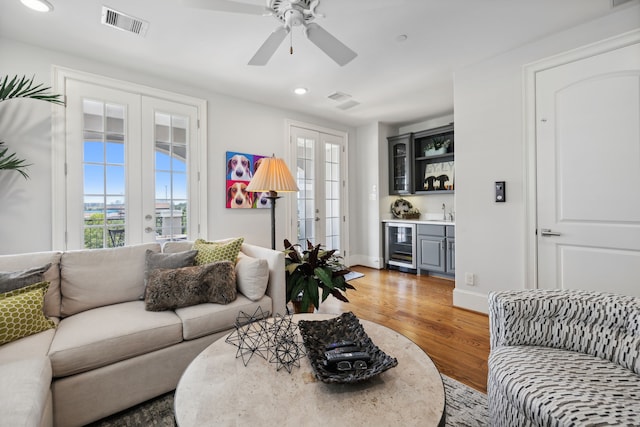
[388, 134, 413, 195]
[419, 235, 445, 272]
[446, 238, 455, 273]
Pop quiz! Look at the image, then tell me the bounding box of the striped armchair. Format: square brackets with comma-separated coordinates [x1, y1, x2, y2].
[488, 289, 640, 426]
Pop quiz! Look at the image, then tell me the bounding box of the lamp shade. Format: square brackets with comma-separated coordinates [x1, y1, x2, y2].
[245, 157, 299, 193]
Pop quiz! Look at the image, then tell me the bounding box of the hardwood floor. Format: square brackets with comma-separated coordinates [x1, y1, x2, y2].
[316, 266, 490, 393]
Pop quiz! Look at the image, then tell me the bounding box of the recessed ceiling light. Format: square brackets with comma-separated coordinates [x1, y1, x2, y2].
[20, 0, 53, 12]
[294, 87, 308, 95]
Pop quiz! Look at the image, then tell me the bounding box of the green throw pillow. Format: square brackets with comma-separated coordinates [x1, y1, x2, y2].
[0, 281, 56, 346]
[193, 237, 244, 266]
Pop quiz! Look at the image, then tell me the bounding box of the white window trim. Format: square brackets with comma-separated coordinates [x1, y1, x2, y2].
[51, 66, 208, 250]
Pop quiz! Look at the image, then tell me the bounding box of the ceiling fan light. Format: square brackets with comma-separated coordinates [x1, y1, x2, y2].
[294, 87, 308, 95]
[20, 0, 53, 12]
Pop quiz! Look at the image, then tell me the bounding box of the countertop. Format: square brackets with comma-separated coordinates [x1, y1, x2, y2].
[382, 218, 455, 226]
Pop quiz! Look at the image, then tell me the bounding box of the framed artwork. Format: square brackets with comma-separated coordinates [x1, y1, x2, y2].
[225, 151, 271, 209]
[423, 161, 454, 191]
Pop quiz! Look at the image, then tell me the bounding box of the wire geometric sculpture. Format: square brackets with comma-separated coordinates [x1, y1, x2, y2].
[268, 312, 306, 373]
[225, 308, 305, 373]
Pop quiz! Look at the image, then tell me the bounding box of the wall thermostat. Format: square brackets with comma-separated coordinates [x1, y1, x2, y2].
[495, 181, 506, 202]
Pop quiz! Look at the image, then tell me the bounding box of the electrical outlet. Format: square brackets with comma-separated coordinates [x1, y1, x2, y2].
[465, 273, 475, 286]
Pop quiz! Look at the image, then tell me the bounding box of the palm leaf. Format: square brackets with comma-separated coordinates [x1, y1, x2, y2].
[0, 75, 64, 105]
[0, 142, 30, 179]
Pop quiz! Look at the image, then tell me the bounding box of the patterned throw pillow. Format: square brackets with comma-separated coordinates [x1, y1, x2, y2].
[144, 261, 237, 311]
[0, 281, 56, 345]
[193, 238, 244, 266]
[0, 263, 52, 294]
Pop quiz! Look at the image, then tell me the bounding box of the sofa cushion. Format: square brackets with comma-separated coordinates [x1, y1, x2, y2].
[0, 263, 51, 293]
[236, 252, 269, 301]
[489, 345, 640, 426]
[0, 281, 56, 345]
[174, 294, 272, 340]
[0, 321, 57, 363]
[0, 251, 62, 318]
[145, 261, 237, 311]
[49, 300, 182, 377]
[60, 243, 161, 316]
[0, 357, 52, 427]
[193, 237, 244, 265]
[143, 249, 198, 298]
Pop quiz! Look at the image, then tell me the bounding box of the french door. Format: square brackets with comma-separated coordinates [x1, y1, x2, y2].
[59, 74, 204, 250]
[290, 125, 346, 254]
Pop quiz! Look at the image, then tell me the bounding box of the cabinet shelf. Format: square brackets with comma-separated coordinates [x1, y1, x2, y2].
[415, 153, 454, 161]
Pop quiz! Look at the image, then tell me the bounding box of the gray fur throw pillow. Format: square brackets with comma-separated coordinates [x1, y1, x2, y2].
[144, 261, 237, 311]
[142, 249, 198, 299]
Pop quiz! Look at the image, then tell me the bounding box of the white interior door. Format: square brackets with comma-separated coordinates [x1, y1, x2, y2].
[536, 42, 640, 295]
[290, 125, 345, 252]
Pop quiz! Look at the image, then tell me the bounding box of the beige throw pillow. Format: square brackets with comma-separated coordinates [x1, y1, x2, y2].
[235, 252, 269, 301]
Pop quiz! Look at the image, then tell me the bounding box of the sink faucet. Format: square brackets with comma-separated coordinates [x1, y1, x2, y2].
[442, 203, 446, 221]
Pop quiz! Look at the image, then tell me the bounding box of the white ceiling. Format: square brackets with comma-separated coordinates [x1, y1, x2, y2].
[0, 0, 621, 127]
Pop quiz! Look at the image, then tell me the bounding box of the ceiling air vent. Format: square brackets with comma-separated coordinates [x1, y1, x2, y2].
[611, 0, 634, 7]
[337, 100, 360, 110]
[327, 91, 352, 102]
[101, 6, 149, 37]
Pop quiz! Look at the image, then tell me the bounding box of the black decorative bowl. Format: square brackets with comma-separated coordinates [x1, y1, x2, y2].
[298, 312, 398, 384]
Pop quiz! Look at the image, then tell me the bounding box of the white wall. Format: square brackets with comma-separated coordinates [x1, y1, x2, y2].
[453, 4, 640, 313]
[0, 38, 355, 254]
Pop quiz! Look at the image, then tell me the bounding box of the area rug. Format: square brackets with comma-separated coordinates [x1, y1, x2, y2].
[344, 271, 365, 281]
[88, 374, 487, 426]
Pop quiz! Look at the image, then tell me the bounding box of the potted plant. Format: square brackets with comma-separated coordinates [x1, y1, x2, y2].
[424, 136, 451, 156]
[0, 75, 65, 179]
[284, 238, 355, 313]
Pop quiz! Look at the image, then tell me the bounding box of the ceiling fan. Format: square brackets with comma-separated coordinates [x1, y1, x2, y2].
[182, 0, 358, 66]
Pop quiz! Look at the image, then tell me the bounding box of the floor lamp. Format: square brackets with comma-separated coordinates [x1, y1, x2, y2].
[245, 155, 299, 250]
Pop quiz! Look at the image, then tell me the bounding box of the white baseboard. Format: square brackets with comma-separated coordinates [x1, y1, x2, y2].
[348, 254, 383, 270]
[453, 288, 489, 314]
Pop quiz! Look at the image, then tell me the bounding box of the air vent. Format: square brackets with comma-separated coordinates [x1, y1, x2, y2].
[327, 91, 352, 102]
[337, 100, 360, 110]
[101, 6, 149, 37]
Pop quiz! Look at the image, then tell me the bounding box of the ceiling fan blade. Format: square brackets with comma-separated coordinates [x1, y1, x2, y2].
[248, 26, 289, 66]
[181, 0, 269, 15]
[304, 23, 357, 66]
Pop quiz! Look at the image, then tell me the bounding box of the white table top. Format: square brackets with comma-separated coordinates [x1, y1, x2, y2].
[175, 313, 445, 427]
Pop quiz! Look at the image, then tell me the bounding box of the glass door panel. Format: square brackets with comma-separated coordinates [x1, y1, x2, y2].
[82, 100, 127, 248]
[291, 126, 345, 252]
[154, 112, 189, 243]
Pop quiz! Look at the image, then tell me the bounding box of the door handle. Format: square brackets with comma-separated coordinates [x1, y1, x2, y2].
[540, 228, 561, 237]
[145, 227, 154, 233]
[315, 217, 320, 222]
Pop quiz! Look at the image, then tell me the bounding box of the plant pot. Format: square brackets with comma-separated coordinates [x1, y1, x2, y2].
[292, 301, 315, 314]
[424, 147, 447, 156]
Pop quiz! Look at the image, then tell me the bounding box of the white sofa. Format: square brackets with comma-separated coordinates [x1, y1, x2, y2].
[0, 241, 285, 427]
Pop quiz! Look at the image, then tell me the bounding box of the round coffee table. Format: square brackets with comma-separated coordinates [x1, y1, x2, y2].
[175, 313, 445, 426]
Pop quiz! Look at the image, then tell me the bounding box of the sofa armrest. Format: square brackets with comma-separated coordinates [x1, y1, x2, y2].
[489, 289, 640, 373]
[240, 243, 285, 316]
